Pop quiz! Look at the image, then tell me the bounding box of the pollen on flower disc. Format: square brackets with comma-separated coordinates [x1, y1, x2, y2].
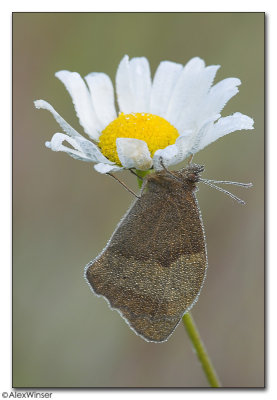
[98, 113, 179, 165]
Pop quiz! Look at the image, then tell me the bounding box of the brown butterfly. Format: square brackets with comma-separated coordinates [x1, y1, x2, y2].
[85, 163, 251, 342]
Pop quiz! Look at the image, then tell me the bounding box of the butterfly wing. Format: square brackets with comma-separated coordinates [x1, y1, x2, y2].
[85, 185, 207, 342]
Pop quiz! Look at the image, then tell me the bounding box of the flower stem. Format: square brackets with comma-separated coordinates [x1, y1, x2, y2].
[135, 169, 151, 188]
[182, 312, 221, 387]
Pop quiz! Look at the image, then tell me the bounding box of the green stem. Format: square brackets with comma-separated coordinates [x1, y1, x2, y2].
[135, 169, 151, 188]
[182, 313, 221, 387]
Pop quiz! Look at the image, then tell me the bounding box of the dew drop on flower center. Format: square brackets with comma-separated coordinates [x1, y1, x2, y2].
[98, 112, 179, 165]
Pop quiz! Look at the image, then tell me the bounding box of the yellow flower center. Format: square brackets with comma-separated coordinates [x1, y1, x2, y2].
[98, 113, 179, 166]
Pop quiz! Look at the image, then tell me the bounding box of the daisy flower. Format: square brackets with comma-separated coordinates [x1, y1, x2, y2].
[34, 55, 254, 173]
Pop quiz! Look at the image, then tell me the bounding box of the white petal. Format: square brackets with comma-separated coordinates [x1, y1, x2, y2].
[116, 55, 152, 113]
[45, 131, 114, 164]
[175, 135, 195, 158]
[129, 57, 152, 112]
[34, 99, 82, 138]
[176, 116, 221, 156]
[153, 144, 180, 170]
[153, 135, 191, 170]
[188, 120, 215, 154]
[55, 70, 102, 140]
[176, 65, 220, 131]
[197, 112, 254, 152]
[36, 100, 114, 163]
[116, 138, 153, 170]
[85, 72, 117, 128]
[94, 163, 123, 174]
[165, 57, 205, 126]
[200, 78, 241, 123]
[116, 55, 134, 113]
[46, 133, 91, 162]
[73, 137, 114, 164]
[166, 58, 220, 132]
[150, 61, 183, 117]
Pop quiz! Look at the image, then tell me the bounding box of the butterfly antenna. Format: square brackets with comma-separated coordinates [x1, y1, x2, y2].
[201, 178, 252, 188]
[107, 173, 140, 199]
[199, 179, 248, 205]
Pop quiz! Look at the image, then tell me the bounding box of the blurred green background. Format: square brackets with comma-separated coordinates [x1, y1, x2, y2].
[13, 13, 264, 387]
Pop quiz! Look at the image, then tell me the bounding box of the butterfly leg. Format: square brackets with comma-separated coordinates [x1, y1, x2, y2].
[106, 173, 140, 198]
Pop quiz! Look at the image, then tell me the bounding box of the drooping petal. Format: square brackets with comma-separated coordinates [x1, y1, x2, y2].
[150, 61, 183, 117]
[34, 100, 82, 138]
[116, 138, 153, 170]
[45, 133, 92, 162]
[85, 72, 117, 129]
[116, 55, 151, 113]
[94, 163, 123, 174]
[55, 70, 102, 140]
[45, 131, 114, 164]
[74, 137, 115, 164]
[196, 112, 254, 152]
